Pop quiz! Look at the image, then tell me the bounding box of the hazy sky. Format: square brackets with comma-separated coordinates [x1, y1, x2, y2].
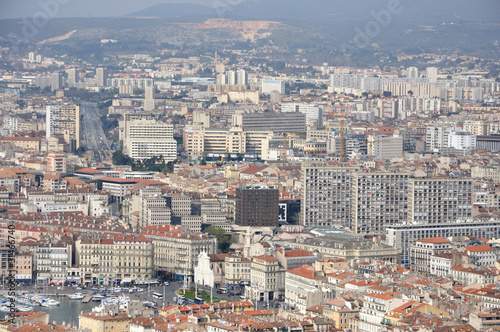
[0, 0, 220, 19]
[1, 0, 499, 22]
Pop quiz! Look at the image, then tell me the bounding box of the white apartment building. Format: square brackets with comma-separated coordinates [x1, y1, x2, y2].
[450, 265, 497, 286]
[307, 129, 337, 153]
[464, 245, 496, 267]
[246, 255, 285, 302]
[261, 79, 285, 95]
[425, 126, 459, 151]
[367, 135, 403, 160]
[124, 116, 176, 161]
[142, 225, 217, 278]
[409, 237, 452, 274]
[181, 215, 202, 233]
[358, 292, 397, 332]
[46, 104, 80, 150]
[430, 252, 456, 277]
[471, 166, 500, 182]
[35, 241, 72, 285]
[183, 126, 274, 160]
[232, 112, 306, 133]
[166, 195, 191, 216]
[76, 235, 154, 285]
[448, 131, 476, 150]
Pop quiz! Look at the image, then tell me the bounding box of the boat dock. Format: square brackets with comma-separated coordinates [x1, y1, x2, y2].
[82, 296, 93, 303]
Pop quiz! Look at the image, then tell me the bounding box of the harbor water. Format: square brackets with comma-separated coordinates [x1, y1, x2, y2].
[0, 295, 97, 327]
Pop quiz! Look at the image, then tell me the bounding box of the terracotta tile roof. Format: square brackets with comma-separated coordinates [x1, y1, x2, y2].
[287, 265, 326, 280]
[74, 168, 103, 174]
[417, 237, 450, 244]
[253, 255, 278, 262]
[464, 245, 494, 252]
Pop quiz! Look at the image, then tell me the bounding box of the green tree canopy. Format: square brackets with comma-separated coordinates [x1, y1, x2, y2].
[204, 226, 233, 253]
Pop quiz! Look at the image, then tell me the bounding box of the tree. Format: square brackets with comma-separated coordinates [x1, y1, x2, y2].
[383, 91, 392, 98]
[204, 226, 233, 253]
[407, 90, 413, 96]
[112, 150, 132, 166]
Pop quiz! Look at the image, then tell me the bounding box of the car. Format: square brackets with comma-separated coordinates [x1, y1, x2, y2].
[56, 286, 63, 290]
[163, 282, 170, 286]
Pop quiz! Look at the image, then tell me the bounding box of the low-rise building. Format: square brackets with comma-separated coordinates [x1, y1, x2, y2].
[246, 255, 285, 303]
[409, 237, 452, 274]
[450, 264, 497, 286]
[225, 255, 251, 286]
[79, 312, 131, 332]
[285, 265, 328, 314]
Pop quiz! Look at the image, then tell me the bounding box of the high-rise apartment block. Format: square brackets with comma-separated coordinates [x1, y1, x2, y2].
[235, 187, 279, 227]
[301, 163, 473, 234]
[123, 116, 176, 161]
[46, 104, 80, 151]
[351, 171, 409, 234]
[301, 165, 359, 228]
[144, 79, 155, 111]
[425, 126, 460, 151]
[68, 68, 78, 86]
[408, 178, 473, 224]
[96, 68, 107, 87]
[237, 69, 248, 86]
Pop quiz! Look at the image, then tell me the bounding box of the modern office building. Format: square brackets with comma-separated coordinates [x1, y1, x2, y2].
[183, 126, 274, 160]
[281, 103, 324, 127]
[261, 79, 285, 95]
[367, 135, 403, 160]
[123, 116, 176, 161]
[235, 187, 279, 227]
[386, 219, 500, 266]
[46, 104, 80, 151]
[232, 112, 306, 133]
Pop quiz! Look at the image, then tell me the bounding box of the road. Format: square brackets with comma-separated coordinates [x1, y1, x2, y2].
[80, 102, 112, 163]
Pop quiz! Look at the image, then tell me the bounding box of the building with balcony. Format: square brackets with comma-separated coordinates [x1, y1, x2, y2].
[141, 225, 217, 280]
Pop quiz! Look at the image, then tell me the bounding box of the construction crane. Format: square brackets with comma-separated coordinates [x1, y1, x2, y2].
[282, 132, 306, 161]
[327, 112, 346, 161]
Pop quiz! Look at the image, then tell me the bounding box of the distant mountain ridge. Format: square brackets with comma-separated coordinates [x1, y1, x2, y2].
[128, 0, 500, 24]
